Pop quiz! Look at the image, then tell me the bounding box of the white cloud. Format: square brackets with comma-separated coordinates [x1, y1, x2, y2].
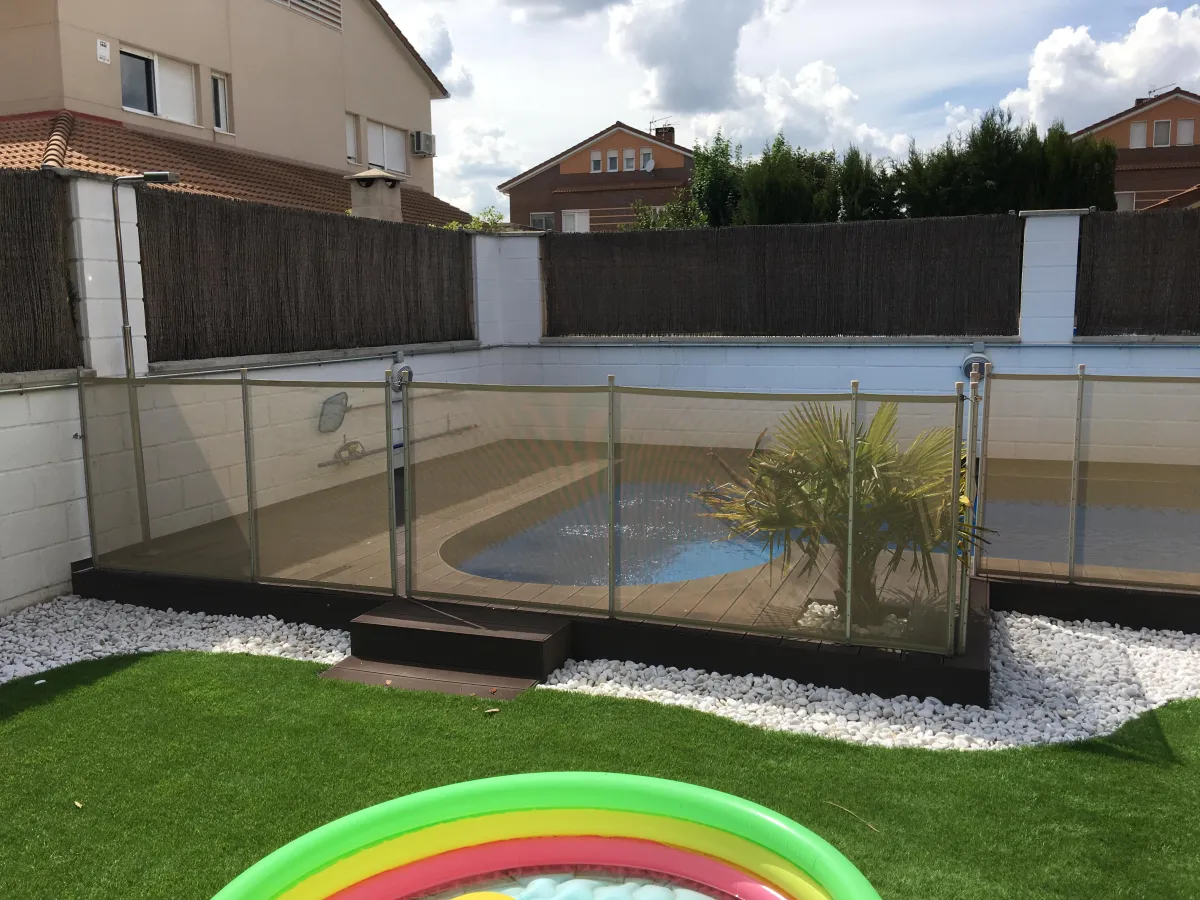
[435, 120, 525, 214]
[608, 0, 769, 112]
[943, 101, 982, 138]
[691, 62, 909, 157]
[502, 0, 620, 20]
[1003, 6, 1200, 131]
[413, 14, 476, 99]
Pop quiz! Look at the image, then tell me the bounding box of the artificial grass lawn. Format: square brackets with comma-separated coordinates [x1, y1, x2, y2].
[1, 653, 1196, 900]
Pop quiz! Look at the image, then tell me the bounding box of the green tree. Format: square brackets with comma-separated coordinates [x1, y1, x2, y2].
[691, 132, 744, 227]
[622, 190, 708, 230]
[442, 206, 506, 232]
[737, 136, 842, 225]
[839, 146, 901, 221]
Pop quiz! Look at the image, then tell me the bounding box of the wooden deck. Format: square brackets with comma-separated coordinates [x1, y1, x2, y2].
[98, 458, 955, 652]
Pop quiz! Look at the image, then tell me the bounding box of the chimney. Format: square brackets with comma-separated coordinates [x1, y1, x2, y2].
[344, 168, 406, 222]
[654, 125, 675, 145]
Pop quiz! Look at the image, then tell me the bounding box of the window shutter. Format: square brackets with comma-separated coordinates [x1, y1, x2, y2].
[385, 126, 405, 173]
[286, 0, 342, 29]
[346, 114, 358, 161]
[157, 57, 196, 124]
[367, 121, 385, 168]
[1178, 118, 1195, 146]
[1129, 122, 1147, 149]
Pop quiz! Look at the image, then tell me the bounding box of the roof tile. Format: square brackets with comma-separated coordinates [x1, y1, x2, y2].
[0, 110, 470, 226]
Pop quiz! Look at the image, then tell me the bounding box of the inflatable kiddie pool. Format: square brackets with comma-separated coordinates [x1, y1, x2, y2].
[212, 772, 880, 900]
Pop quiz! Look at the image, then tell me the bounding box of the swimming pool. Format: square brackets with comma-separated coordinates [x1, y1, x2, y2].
[984, 500, 1200, 573]
[455, 481, 772, 586]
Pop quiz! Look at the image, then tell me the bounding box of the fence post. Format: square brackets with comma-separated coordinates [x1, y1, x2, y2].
[76, 371, 100, 566]
[402, 369, 415, 598]
[959, 365, 981, 652]
[240, 368, 258, 582]
[1067, 363, 1086, 580]
[607, 373, 617, 618]
[972, 363, 994, 577]
[947, 381, 964, 655]
[385, 369, 399, 598]
[844, 380, 859, 644]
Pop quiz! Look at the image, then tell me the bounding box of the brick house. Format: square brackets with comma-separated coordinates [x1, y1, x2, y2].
[498, 122, 694, 232]
[1072, 87, 1200, 211]
[0, 0, 469, 224]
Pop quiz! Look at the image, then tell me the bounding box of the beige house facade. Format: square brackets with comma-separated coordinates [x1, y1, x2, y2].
[0, 0, 447, 194]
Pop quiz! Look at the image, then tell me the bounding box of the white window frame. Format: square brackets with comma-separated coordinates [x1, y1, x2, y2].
[1115, 191, 1136, 212]
[120, 47, 197, 125]
[590, 151, 602, 174]
[345, 113, 359, 163]
[1177, 118, 1195, 146]
[623, 149, 635, 171]
[1152, 119, 1171, 147]
[562, 209, 590, 233]
[530, 212, 555, 231]
[607, 150, 618, 172]
[1129, 121, 1147, 149]
[641, 147, 654, 170]
[366, 119, 407, 175]
[212, 73, 230, 132]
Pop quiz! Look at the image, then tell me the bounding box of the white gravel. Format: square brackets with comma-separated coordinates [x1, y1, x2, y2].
[3, 596, 1199, 750]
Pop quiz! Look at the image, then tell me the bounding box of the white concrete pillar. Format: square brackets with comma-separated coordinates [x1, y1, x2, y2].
[65, 177, 147, 376]
[1018, 210, 1083, 345]
[473, 233, 543, 347]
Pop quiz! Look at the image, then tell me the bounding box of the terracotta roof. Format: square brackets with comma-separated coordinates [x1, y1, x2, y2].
[1072, 87, 1200, 138]
[497, 121, 693, 193]
[1142, 184, 1200, 210]
[0, 110, 470, 226]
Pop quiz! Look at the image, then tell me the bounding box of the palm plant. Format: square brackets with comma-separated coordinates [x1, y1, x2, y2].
[697, 401, 983, 627]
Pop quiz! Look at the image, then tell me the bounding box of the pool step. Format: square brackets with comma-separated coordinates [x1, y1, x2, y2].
[349, 598, 572, 681]
[320, 656, 536, 699]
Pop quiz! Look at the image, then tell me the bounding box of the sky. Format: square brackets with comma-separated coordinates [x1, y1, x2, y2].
[377, 1, 1200, 214]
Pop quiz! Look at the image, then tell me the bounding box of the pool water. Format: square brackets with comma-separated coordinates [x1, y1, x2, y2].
[985, 500, 1200, 572]
[456, 481, 773, 586]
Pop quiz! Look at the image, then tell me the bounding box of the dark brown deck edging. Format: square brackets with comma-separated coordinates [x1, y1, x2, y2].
[70, 560, 990, 706]
[986, 577, 1200, 634]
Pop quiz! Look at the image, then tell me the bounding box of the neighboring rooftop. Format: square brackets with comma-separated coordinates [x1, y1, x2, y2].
[1071, 86, 1200, 138]
[0, 110, 470, 226]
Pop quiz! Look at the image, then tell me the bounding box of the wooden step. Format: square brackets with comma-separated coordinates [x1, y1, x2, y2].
[320, 656, 535, 699]
[350, 598, 572, 680]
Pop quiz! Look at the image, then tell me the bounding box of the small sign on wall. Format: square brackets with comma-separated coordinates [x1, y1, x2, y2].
[97, 39, 111, 64]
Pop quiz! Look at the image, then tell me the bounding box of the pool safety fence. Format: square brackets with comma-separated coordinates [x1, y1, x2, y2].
[78, 369, 1200, 656]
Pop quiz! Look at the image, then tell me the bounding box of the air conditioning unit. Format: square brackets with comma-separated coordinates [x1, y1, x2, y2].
[411, 131, 436, 158]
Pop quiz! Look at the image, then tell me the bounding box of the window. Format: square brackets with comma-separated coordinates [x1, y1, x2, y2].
[1153, 119, 1171, 147]
[623, 149, 635, 171]
[590, 151, 601, 173]
[1178, 118, 1195, 146]
[212, 74, 230, 132]
[1115, 192, 1136, 212]
[607, 150, 618, 172]
[120, 51, 155, 114]
[530, 212, 555, 231]
[1129, 121, 1147, 149]
[641, 148, 653, 170]
[345, 113, 359, 162]
[120, 48, 197, 125]
[367, 120, 406, 173]
[562, 210, 590, 233]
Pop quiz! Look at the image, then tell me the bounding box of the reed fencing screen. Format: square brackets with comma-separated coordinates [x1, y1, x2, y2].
[543, 215, 1023, 337]
[137, 189, 474, 362]
[0, 170, 80, 373]
[1076, 210, 1200, 336]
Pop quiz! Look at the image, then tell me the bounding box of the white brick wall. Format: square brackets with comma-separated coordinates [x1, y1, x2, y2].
[66, 179, 147, 378]
[0, 387, 91, 616]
